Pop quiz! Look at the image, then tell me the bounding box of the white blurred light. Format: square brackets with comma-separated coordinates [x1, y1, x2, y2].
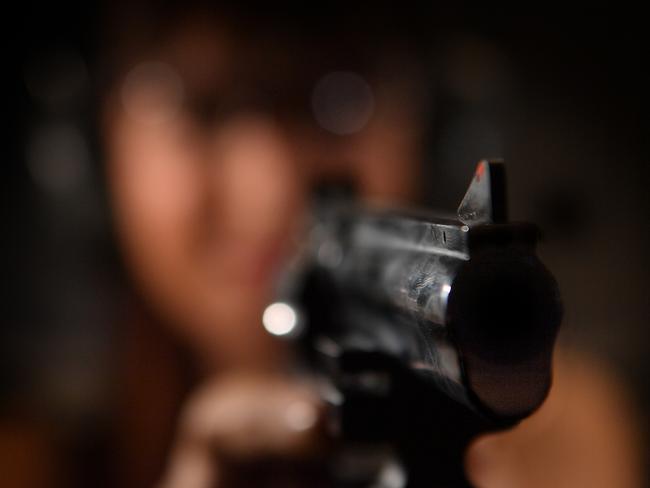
[262, 302, 299, 337]
[27, 124, 90, 196]
[441, 284, 452, 304]
[121, 61, 184, 125]
[311, 71, 375, 135]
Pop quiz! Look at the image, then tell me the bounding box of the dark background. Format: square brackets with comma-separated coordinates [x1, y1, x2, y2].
[6, 4, 649, 487]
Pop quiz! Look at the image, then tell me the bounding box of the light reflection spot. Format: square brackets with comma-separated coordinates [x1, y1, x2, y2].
[262, 302, 298, 337]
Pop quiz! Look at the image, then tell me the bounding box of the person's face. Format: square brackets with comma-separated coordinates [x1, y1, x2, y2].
[104, 19, 423, 370]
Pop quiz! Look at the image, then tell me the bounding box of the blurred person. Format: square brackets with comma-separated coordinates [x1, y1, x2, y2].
[101, 4, 426, 486]
[96, 3, 644, 487]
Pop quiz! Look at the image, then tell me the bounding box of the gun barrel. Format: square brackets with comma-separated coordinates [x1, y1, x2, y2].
[265, 162, 561, 423]
[307, 203, 562, 420]
[263, 162, 563, 486]
[313, 207, 469, 326]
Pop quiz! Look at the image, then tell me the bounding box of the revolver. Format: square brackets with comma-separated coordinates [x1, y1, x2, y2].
[263, 161, 563, 487]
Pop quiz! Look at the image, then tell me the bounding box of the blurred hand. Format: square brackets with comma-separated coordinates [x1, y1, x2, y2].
[158, 373, 329, 488]
[159, 354, 643, 488]
[465, 353, 643, 488]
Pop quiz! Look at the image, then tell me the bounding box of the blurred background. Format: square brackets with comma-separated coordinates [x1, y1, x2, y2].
[6, 4, 648, 487]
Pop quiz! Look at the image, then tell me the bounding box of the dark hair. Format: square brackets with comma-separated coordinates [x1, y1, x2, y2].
[97, 0, 439, 92]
